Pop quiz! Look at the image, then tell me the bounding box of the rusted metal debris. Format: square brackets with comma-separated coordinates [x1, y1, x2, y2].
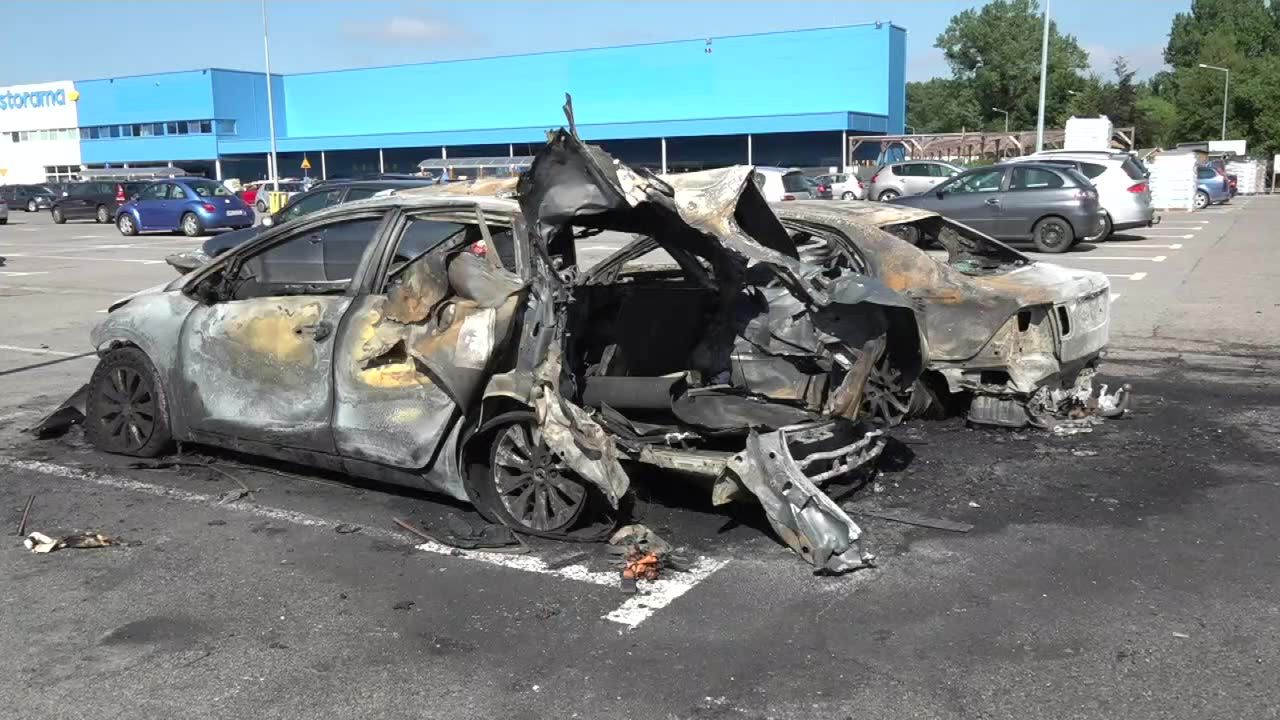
[23, 531, 115, 553]
[16, 494, 35, 537]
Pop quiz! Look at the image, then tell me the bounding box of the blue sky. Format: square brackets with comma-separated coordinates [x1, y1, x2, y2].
[3, 0, 1187, 85]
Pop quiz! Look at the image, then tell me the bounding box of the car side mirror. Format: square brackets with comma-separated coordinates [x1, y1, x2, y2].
[935, 190, 946, 199]
[261, 215, 274, 227]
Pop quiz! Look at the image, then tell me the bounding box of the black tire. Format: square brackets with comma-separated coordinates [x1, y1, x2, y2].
[26, 199, 37, 212]
[52, 207, 66, 224]
[0, 218, 7, 225]
[256, 199, 268, 213]
[1085, 212, 1112, 243]
[95, 205, 110, 223]
[878, 189, 900, 202]
[1193, 190, 1209, 210]
[181, 212, 204, 237]
[84, 347, 172, 457]
[466, 412, 589, 534]
[1032, 216, 1073, 253]
[117, 213, 138, 236]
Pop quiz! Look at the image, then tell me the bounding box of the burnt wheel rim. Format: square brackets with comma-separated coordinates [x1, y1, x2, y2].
[492, 424, 586, 533]
[98, 366, 157, 450]
[862, 357, 912, 426]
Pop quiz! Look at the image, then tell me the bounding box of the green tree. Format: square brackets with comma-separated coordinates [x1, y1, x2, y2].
[906, 78, 982, 133]
[1165, 0, 1279, 68]
[1134, 94, 1178, 148]
[934, 0, 1089, 131]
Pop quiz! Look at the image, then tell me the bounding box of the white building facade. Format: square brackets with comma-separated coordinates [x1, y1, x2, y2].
[0, 80, 82, 185]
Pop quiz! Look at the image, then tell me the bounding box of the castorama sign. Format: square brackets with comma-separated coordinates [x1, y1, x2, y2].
[0, 80, 80, 133]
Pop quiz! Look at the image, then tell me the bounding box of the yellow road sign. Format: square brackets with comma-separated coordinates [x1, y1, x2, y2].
[300, 156, 312, 170]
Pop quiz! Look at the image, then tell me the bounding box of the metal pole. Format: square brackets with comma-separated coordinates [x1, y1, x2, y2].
[320, 150, 327, 180]
[1035, 0, 1050, 152]
[261, 0, 279, 193]
[1221, 69, 1229, 141]
[747, 134, 753, 165]
[379, 148, 385, 174]
[660, 137, 667, 174]
[841, 130, 848, 173]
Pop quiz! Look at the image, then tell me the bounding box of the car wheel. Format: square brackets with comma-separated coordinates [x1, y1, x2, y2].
[95, 205, 110, 223]
[256, 199, 267, 213]
[1032, 216, 1073, 253]
[117, 213, 138, 236]
[1193, 190, 1209, 210]
[84, 347, 173, 458]
[841, 191, 855, 200]
[1084, 212, 1112, 243]
[52, 207, 66, 224]
[878, 189, 900, 202]
[181, 212, 204, 237]
[469, 414, 589, 534]
[27, 200, 37, 212]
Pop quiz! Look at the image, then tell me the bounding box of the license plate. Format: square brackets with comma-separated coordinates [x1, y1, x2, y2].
[226, 209, 245, 216]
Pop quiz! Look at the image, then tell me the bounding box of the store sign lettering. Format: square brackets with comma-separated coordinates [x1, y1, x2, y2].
[0, 89, 67, 112]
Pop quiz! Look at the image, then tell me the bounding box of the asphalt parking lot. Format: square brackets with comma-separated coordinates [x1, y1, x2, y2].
[2, 197, 1279, 719]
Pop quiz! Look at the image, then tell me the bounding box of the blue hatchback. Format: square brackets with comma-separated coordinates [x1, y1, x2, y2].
[116, 178, 253, 237]
[1194, 165, 1231, 209]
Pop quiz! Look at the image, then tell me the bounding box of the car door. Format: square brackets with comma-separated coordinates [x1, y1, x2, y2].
[899, 163, 928, 195]
[923, 163, 955, 191]
[131, 183, 167, 229]
[175, 210, 390, 452]
[929, 167, 1006, 235]
[272, 188, 345, 226]
[330, 208, 527, 470]
[1002, 166, 1068, 238]
[160, 182, 192, 228]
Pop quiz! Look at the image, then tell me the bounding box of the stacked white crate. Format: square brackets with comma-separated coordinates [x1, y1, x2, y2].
[1149, 152, 1198, 210]
[1227, 160, 1262, 194]
[1064, 116, 1114, 151]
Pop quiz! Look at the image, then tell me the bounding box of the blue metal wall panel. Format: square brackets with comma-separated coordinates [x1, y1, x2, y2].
[887, 26, 906, 133]
[280, 24, 893, 141]
[80, 135, 219, 163]
[210, 69, 285, 141]
[76, 71, 215, 125]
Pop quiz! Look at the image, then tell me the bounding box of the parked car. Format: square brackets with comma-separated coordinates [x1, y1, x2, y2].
[1004, 152, 1156, 239]
[888, 163, 1103, 253]
[752, 167, 814, 201]
[165, 178, 437, 272]
[75, 130, 925, 573]
[805, 176, 833, 199]
[115, 178, 254, 237]
[815, 172, 866, 200]
[0, 199, 8, 225]
[771, 200, 1115, 428]
[244, 180, 306, 213]
[867, 161, 963, 201]
[51, 181, 147, 224]
[1, 183, 57, 212]
[1194, 165, 1231, 209]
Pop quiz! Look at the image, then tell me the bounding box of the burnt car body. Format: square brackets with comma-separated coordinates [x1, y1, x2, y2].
[771, 201, 1113, 428]
[79, 131, 925, 572]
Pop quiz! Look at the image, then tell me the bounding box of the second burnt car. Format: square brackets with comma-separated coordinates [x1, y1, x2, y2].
[70, 130, 926, 573]
[768, 201, 1121, 429]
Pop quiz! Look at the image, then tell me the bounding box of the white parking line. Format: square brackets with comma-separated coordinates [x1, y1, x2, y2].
[0, 271, 50, 277]
[0, 457, 728, 629]
[1104, 272, 1147, 280]
[1136, 232, 1195, 239]
[1, 253, 165, 265]
[0, 343, 86, 357]
[73, 235, 108, 240]
[1069, 255, 1166, 262]
[1116, 243, 1182, 249]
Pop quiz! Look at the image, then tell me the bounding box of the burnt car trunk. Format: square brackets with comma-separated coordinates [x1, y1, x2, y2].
[505, 129, 925, 572]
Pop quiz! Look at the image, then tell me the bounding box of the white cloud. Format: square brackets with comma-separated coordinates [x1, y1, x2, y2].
[344, 15, 472, 46]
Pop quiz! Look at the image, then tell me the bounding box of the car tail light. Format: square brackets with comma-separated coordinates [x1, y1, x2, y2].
[115, 185, 126, 202]
[870, 173, 879, 183]
[857, 179, 865, 188]
[1127, 181, 1148, 193]
[201, 203, 217, 213]
[782, 194, 796, 201]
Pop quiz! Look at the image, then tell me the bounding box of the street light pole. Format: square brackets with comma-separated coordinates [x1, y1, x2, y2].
[1198, 63, 1230, 141]
[262, 0, 280, 193]
[1035, 0, 1050, 152]
[992, 107, 1009, 133]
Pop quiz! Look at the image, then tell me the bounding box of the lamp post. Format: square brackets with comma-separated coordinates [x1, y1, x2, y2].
[262, 0, 280, 193]
[1035, 0, 1051, 152]
[905, 125, 916, 134]
[991, 107, 1009, 133]
[1198, 63, 1230, 141]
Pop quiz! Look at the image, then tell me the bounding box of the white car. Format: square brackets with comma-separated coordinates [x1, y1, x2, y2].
[752, 167, 814, 202]
[815, 172, 866, 200]
[1003, 151, 1156, 239]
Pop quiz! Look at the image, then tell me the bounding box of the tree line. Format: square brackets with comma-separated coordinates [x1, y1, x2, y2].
[906, 0, 1280, 159]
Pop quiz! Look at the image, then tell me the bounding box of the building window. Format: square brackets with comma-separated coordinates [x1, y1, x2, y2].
[198, 120, 212, 134]
[166, 122, 180, 135]
[215, 119, 236, 135]
[19, 131, 30, 142]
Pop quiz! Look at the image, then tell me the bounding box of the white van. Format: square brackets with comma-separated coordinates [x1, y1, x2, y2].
[752, 167, 814, 202]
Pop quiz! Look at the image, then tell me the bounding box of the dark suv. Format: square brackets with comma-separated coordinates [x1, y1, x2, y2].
[198, 179, 434, 258]
[0, 184, 58, 212]
[51, 181, 147, 224]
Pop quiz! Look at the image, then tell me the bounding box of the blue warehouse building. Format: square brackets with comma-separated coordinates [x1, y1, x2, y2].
[37, 23, 906, 182]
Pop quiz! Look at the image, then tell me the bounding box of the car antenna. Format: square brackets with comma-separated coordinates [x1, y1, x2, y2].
[562, 92, 578, 138]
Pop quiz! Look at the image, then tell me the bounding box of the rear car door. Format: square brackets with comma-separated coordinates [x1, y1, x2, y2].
[330, 209, 527, 470]
[1003, 166, 1068, 237]
[175, 210, 390, 452]
[932, 167, 1006, 235]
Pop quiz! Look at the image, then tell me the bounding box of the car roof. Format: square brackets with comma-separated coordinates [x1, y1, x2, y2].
[1013, 153, 1124, 165]
[779, 199, 939, 225]
[754, 166, 802, 175]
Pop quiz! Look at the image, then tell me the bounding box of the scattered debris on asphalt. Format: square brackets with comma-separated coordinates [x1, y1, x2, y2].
[23, 531, 114, 554]
[851, 508, 974, 533]
[620, 550, 662, 593]
[334, 523, 361, 534]
[27, 385, 87, 438]
[391, 516, 528, 554]
[16, 494, 35, 536]
[392, 600, 415, 611]
[968, 501, 981, 508]
[608, 524, 673, 556]
[217, 488, 251, 505]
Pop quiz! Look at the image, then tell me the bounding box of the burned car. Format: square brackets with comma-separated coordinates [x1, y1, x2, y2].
[767, 201, 1123, 428]
[72, 130, 925, 572]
